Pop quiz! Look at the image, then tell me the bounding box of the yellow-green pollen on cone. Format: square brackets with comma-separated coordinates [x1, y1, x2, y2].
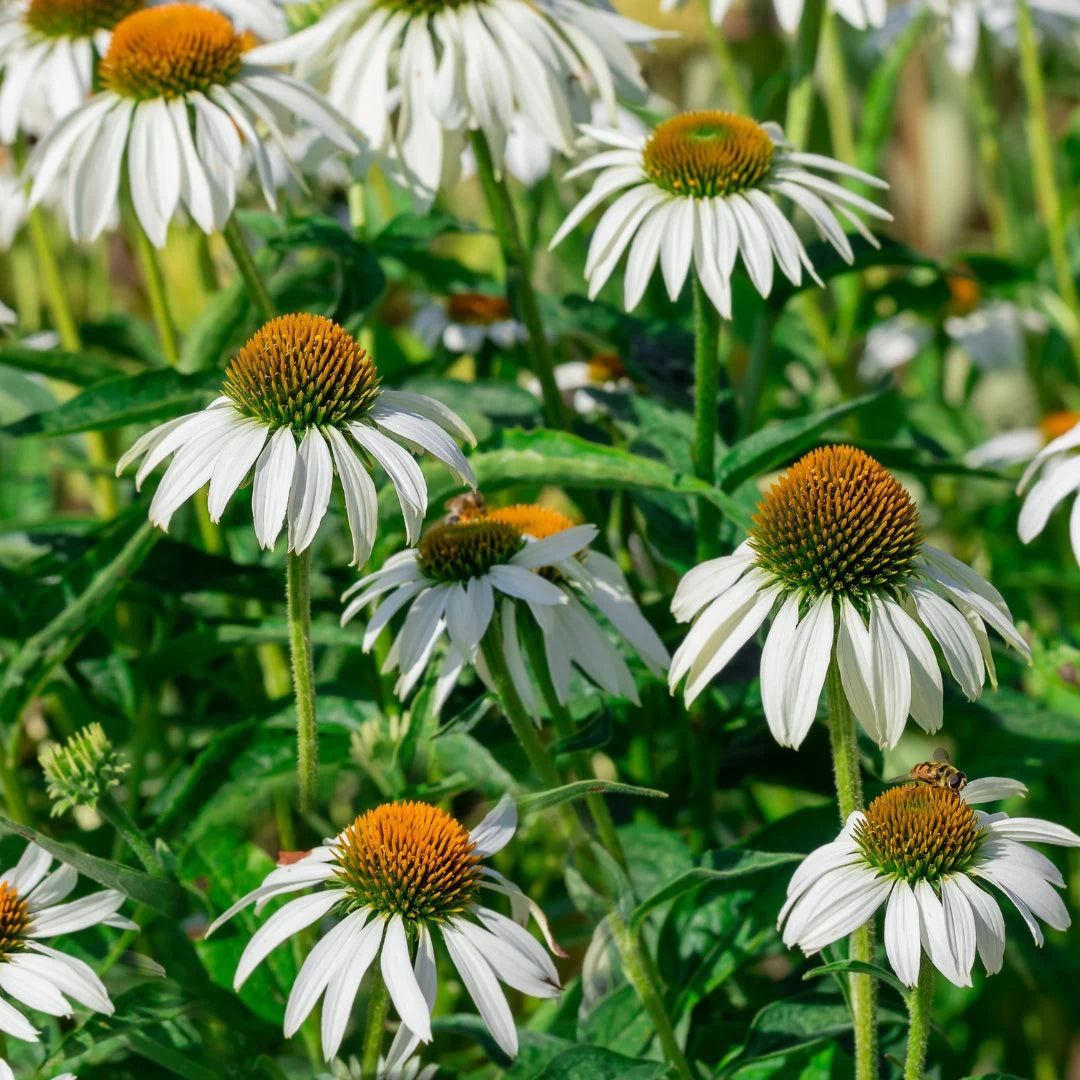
[0, 882, 29, 961]
[222, 313, 381, 433]
[417, 520, 524, 584]
[749, 445, 923, 598]
[25, 0, 143, 38]
[99, 4, 245, 100]
[332, 802, 483, 921]
[642, 111, 775, 199]
[855, 785, 983, 885]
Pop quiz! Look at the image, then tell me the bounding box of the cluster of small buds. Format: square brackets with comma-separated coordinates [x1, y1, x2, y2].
[39, 723, 129, 816]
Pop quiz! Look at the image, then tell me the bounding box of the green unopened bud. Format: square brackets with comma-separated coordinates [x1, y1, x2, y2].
[40, 724, 129, 816]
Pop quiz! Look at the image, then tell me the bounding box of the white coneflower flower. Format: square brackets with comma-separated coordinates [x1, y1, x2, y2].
[340, 517, 596, 714]
[670, 445, 1030, 748]
[205, 798, 562, 1060]
[242, 0, 661, 201]
[857, 315, 932, 383]
[660, 0, 884, 33]
[1016, 412, 1080, 564]
[116, 313, 477, 564]
[550, 111, 892, 316]
[780, 778, 1080, 987]
[965, 410, 1078, 470]
[24, 3, 360, 247]
[0, 843, 136, 1045]
[524, 354, 636, 416]
[412, 292, 526, 356]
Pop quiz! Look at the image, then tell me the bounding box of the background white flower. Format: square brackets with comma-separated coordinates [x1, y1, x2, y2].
[412, 292, 526, 355]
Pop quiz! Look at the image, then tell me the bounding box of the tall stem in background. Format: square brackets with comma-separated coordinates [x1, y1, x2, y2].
[692, 273, 722, 562]
[1016, 0, 1080, 372]
[129, 219, 181, 369]
[222, 215, 276, 323]
[825, 658, 877, 1080]
[819, 11, 855, 165]
[468, 130, 570, 430]
[286, 550, 318, 814]
[971, 41, 1015, 256]
[785, 0, 826, 148]
[697, 0, 750, 115]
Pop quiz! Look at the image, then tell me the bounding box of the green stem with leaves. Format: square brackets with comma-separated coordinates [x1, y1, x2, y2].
[223, 215, 275, 322]
[1016, 0, 1080, 371]
[825, 657, 877, 1080]
[903, 958, 934, 1080]
[692, 272, 722, 561]
[129, 217, 181, 368]
[286, 550, 318, 815]
[468, 130, 569, 430]
[359, 971, 390, 1080]
[785, 0, 826, 149]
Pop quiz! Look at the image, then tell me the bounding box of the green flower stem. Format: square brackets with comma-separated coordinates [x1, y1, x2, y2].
[971, 39, 1016, 257]
[520, 621, 627, 869]
[467, 129, 570, 431]
[825, 657, 877, 1080]
[903, 958, 934, 1080]
[222, 215, 275, 323]
[692, 271, 722, 562]
[286, 550, 319, 815]
[98, 788, 163, 878]
[819, 11, 856, 166]
[128, 217, 181, 369]
[1016, 0, 1080, 371]
[785, 0, 826, 149]
[360, 970, 390, 1080]
[610, 909, 694, 1080]
[697, 0, 750, 115]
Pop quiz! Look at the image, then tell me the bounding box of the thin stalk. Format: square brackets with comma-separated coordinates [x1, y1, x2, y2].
[99, 789, 163, 878]
[826, 657, 877, 1080]
[222, 215, 275, 322]
[971, 42, 1015, 256]
[521, 622, 627, 868]
[1016, 0, 1080, 371]
[360, 972, 390, 1080]
[819, 11, 856, 165]
[128, 217, 181, 369]
[785, 0, 826, 149]
[194, 231, 219, 296]
[347, 179, 367, 237]
[468, 130, 569, 430]
[286, 550, 318, 815]
[738, 311, 772, 437]
[692, 272, 722, 562]
[903, 959, 934, 1080]
[697, 0, 750, 115]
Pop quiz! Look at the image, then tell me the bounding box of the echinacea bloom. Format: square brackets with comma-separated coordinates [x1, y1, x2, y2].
[524, 354, 636, 416]
[412, 292, 526, 355]
[0, 843, 137, 1045]
[779, 777, 1080, 987]
[670, 445, 1030, 748]
[24, 4, 359, 246]
[116, 314, 477, 564]
[965, 411, 1079, 471]
[1016, 412, 1080, 564]
[205, 798, 562, 1061]
[340, 517, 597, 714]
[243, 0, 660, 201]
[659, 0, 884, 33]
[0, 0, 142, 143]
[550, 111, 892, 315]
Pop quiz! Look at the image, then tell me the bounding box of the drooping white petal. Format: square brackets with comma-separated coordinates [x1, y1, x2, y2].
[234, 891, 340, 990]
[883, 879, 921, 988]
[441, 922, 518, 1057]
[470, 794, 518, 857]
[381, 915, 433, 1043]
[252, 426, 297, 551]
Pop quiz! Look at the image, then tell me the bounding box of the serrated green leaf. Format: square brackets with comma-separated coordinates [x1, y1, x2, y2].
[0, 813, 186, 916]
[630, 849, 803, 931]
[801, 958, 909, 999]
[517, 780, 668, 815]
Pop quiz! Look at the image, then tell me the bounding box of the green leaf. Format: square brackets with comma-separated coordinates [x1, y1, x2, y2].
[0, 518, 159, 731]
[714, 391, 886, 493]
[536, 1046, 667, 1080]
[629, 849, 803, 931]
[433, 694, 498, 739]
[801, 958, 910, 999]
[3, 369, 221, 437]
[126, 1032, 224, 1080]
[0, 813, 186, 916]
[0, 345, 141, 386]
[517, 780, 668, 815]
[551, 711, 611, 754]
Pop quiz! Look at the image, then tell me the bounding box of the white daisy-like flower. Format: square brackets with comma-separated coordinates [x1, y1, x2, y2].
[550, 111, 892, 316]
[0, 843, 137, 1047]
[321, 1052, 436, 1080]
[24, 3, 360, 247]
[340, 515, 599, 715]
[205, 797, 563, 1061]
[964, 410, 1079, 470]
[779, 776, 1080, 987]
[242, 0, 661, 202]
[116, 313, 477, 564]
[857, 314, 932, 383]
[1016, 412, 1080, 564]
[670, 445, 1030, 749]
[412, 292, 527, 356]
[524, 354, 636, 416]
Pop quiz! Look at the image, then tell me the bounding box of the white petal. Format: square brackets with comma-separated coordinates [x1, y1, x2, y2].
[252, 426, 297, 551]
[950, 874, 1005, 975]
[320, 913, 385, 1061]
[470, 794, 517, 857]
[914, 878, 967, 987]
[441, 923, 518, 1057]
[325, 424, 378, 567]
[287, 426, 335, 554]
[234, 891, 340, 990]
[884, 879, 921, 988]
[382, 915, 432, 1043]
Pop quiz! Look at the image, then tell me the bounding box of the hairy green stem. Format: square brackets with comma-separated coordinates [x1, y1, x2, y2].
[223, 215, 276, 323]
[1016, 0, 1080, 371]
[785, 0, 826, 148]
[360, 971, 390, 1080]
[825, 658, 877, 1080]
[468, 130, 569, 430]
[129, 219, 181, 368]
[286, 550, 318, 815]
[692, 272, 722, 562]
[903, 959, 934, 1080]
